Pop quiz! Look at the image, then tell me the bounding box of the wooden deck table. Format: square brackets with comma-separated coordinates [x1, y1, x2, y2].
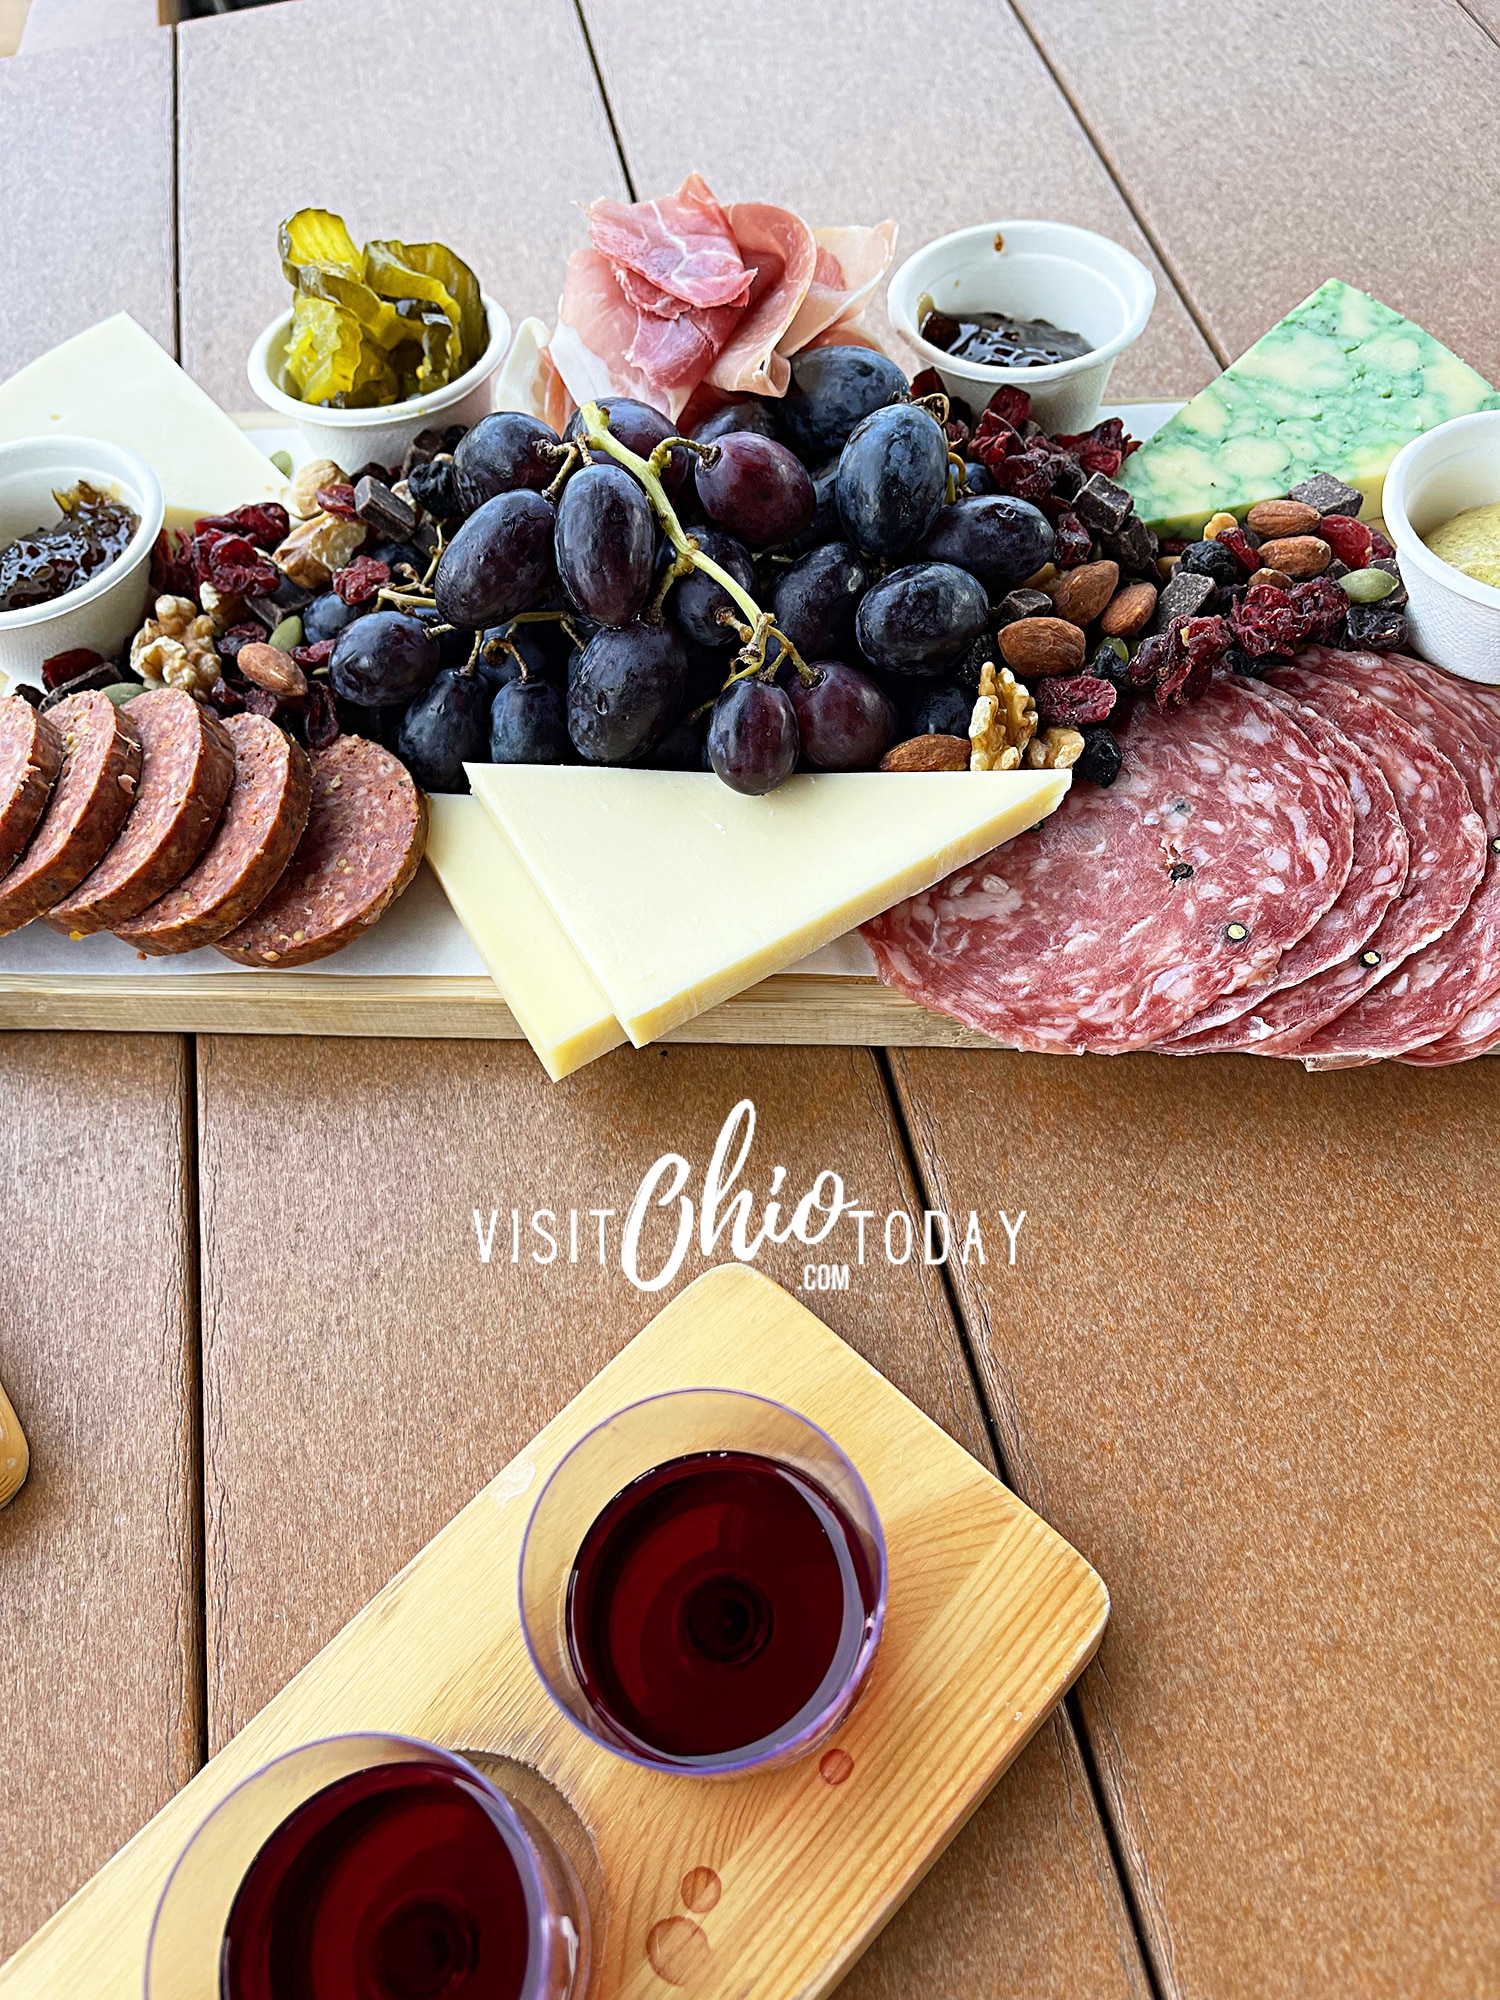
[2, 3, 1498, 1995]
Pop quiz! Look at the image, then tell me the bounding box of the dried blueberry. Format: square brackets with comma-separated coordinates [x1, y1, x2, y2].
[1222, 642, 1271, 678]
[952, 631, 997, 697]
[407, 456, 461, 520]
[1088, 638, 1133, 691]
[1075, 725, 1122, 786]
[907, 681, 975, 736]
[1343, 601, 1409, 652]
[1177, 538, 1240, 590]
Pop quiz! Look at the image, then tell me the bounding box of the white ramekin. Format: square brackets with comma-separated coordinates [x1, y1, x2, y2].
[0, 436, 165, 691]
[247, 294, 512, 473]
[888, 221, 1156, 436]
[1383, 410, 1500, 685]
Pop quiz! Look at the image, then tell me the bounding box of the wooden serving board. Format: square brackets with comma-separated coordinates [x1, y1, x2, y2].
[0, 1265, 1107, 2000]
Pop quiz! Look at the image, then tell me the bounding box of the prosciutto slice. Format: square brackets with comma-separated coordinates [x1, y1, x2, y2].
[779, 223, 899, 355]
[705, 203, 817, 399]
[585, 174, 751, 309]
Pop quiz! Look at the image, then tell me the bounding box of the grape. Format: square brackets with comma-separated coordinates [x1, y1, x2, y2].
[919, 493, 1054, 593]
[452, 412, 560, 511]
[555, 463, 656, 627]
[303, 590, 371, 644]
[693, 398, 778, 446]
[364, 537, 426, 576]
[696, 434, 815, 547]
[907, 680, 975, 737]
[477, 621, 568, 691]
[772, 542, 870, 660]
[784, 459, 841, 556]
[778, 346, 909, 464]
[650, 715, 709, 769]
[412, 604, 478, 671]
[565, 397, 690, 499]
[434, 490, 556, 628]
[855, 563, 989, 674]
[670, 530, 754, 648]
[490, 675, 572, 763]
[395, 666, 491, 791]
[788, 659, 896, 770]
[329, 610, 441, 705]
[568, 620, 687, 764]
[963, 458, 996, 495]
[707, 678, 799, 794]
[836, 404, 949, 556]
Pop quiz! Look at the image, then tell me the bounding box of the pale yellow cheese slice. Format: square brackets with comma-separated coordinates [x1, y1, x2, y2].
[467, 766, 1068, 1047]
[0, 314, 286, 529]
[425, 794, 625, 1082]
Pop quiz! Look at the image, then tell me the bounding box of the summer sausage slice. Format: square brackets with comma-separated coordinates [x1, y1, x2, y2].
[215, 734, 428, 967]
[0, 692, 141, 937]
[114, 714, 313, 955]
[45, 688, 235, 935]
[0, 697, 64, 875]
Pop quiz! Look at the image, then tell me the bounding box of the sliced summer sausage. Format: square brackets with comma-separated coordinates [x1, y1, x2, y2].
[215, 734, 428, 967]
[114, 714, 313, 955]
[0, 691, 142, 937]
[0, 697, 64, 875]
[45, 688, 234, 935]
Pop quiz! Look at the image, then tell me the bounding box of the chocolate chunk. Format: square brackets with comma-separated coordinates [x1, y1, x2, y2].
[1367, 557, 1408, 608]
[993, 588, 1055, 628]
[1074, 471, 1136, 535]
[1288, 472, 1364, 520]
[1100, 512, 1159, 575]
[354, 474, 418, 540]
[1151, 567, 1218, 632]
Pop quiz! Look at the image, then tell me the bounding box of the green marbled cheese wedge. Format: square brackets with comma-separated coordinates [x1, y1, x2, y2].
[1121, 280, 1500, 538]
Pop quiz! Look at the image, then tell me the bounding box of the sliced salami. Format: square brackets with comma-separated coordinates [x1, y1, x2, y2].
[0, 692, 141, 938]
[46, 688, 235, 935]
[1201, 667, 1483, 1055]
[1166, 689, 1407, 1048]
[861, 678, 1354, 1054]
[115, 714, 313, 955]
[1284, 648, 1499, 1066]
[0, 697, 63, 875]
[215, 735, 427, 968]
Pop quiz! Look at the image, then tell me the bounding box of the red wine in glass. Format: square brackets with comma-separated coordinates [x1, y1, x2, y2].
[220, 1760, 531, 2000]
[565, 1449, 879, 1763]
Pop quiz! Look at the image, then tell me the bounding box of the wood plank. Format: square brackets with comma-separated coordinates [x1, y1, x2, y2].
[0, 1034, 200, 1962]
[195, 1038, 1149, 1999]
[1014, 0, 1500, 381]
[580, 0, 1216, 400]
[892, 1047, 1500, 2000]
[0, 32, 175, 370]
[176, 0, 628, 409]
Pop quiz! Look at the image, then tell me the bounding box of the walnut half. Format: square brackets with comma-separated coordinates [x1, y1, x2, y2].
[1026, 725, 1085, 770]
[969, 661, 1037, 771]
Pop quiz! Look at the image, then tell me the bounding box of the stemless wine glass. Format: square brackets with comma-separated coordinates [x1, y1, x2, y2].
[144, 1733, 589, 2000]
[519, 1389, 887, 1778]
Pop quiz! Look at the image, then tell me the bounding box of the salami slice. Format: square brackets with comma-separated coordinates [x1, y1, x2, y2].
[0, 697, 63, 875]
[215, 735, 427, 968]
[0, 692, 141, 938]
[861, 678, 1354, 1054]
[1165, 689, 1407, 1048]
[46, 688, 234, 935]
[115, 715, 313, 955]
[1204, 667, 1483, 1056]
[1284, 648, 1499, 1066]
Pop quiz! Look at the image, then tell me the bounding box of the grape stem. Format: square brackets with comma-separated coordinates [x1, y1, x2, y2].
[576, 400, 813, 686]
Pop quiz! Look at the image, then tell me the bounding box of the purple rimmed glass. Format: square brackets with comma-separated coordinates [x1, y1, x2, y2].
[519, 1389, 887, 1778]
[143, 1733, 589, 2000]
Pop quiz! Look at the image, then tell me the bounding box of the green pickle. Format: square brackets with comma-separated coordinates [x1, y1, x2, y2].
[277, 207, 485, 409]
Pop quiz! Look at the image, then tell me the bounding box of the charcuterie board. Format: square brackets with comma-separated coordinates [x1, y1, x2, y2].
[0, 1264, 1108, 2000]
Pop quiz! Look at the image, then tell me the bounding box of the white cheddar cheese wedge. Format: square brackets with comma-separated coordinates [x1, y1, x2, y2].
[0, 314, 285, 530]
[425, 793, 625, 1081]
[467, 766, 1068, 1047]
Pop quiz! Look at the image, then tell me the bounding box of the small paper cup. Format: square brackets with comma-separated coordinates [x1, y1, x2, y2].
[1383, 410, 1500, 685]
[0, 436, 164, 692]
[888, 220, 1156, 435]
[247, 294, 512, 473]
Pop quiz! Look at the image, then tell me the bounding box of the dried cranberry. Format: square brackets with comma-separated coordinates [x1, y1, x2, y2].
[909, 366, 947, 400]
[290, 638, 336, 671]
[303, 680, 341, 751]
[1035, 672, 1117, 727]
[193, 530, 278, 599]
[241, 686, 281, 720]
[315, 483, 360, 521]
[1318, 514, 1372, 569]
[1232, 583, 1304, 658]
[1156, 646, 1213, 710]
[1178, 614, 1233, 671]
[943, 418, 971, 454]
[983, 385, 1032, 428]
[1126, 626, 1176, 689]
[332, 555, 391, 605]
[207, 677, 246, 717]
[149, 527, 195, 598]
[40, 646, 104, 690]
[969, 409, 1023, 472]
[192, 502, 289, 550]
[1053, 416, 1138, 479]
[1289, 576, 1347, 645]
[1215, 526, 1263, 577]
[1052, 510, 1092, 570]
[984, 446, 1060, 502]
[1158, 537, 1190, 558]
[1368, 527, 1395, 562]
[217, 621, 265, 665]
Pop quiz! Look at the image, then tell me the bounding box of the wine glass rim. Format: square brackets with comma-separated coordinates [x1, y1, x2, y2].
[517, 1386, 889, 1776]
[143, 1731, 553, 2000]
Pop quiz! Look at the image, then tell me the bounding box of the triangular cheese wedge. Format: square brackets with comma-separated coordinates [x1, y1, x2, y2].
[425, 794, 625, 1081]
[466, 766, 1068, 1046]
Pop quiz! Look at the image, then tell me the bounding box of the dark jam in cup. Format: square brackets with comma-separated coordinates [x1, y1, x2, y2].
[918, 307, 1092, 370]
[0, 481, 138, 612]
[565, 1449, 879, 1764]
[221, 1761, 531, 2000]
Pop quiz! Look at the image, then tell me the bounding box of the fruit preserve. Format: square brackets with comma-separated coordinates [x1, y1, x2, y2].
[0, 481, 138, 613]
[221, 1759, 532, 2000]
[919, 305, 1091, 369]
[565, 1449, 880, 1763]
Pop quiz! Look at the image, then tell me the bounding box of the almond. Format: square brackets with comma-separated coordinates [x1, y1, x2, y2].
[1249, 567, 1294, 592]
[1099, 579, 1158, 638]
[1254, 535, 1331, 579]
[880, 733, 971, 773]
[998, 616, 1086, 678]
[1246, 498, 1321, 538]
[237, 642, 308, 699]
[1049, 559, 1119, 629]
